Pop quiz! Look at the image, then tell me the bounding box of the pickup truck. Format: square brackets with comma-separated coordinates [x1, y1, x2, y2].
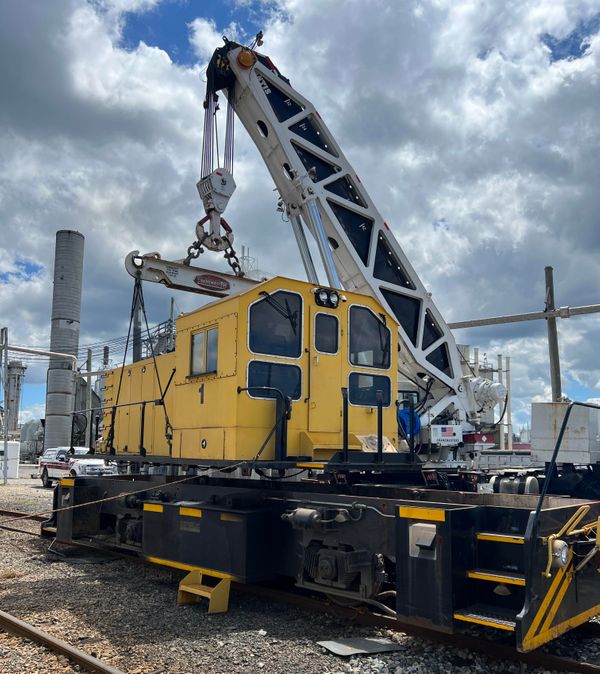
[38, 446, 117, 487]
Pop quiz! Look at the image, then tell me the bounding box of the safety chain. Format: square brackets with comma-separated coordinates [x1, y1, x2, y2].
[223, 236, 244, 277]
[184, 233, 208, 266]
[183, 232, 243, 277]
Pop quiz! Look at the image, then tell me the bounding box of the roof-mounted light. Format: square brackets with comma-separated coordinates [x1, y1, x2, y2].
[314, 288, 340, 308]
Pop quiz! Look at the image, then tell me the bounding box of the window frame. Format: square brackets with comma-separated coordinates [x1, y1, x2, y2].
[247, 289, 304, 361]
[313, 311, 340, 355]
[348, 371, 392, 408]
[189, 325, 219, 377]
[245, 359, 302, 402]
[347, 303, 392, 371]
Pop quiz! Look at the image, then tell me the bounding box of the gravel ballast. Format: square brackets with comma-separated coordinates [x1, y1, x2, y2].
[0, 470, 594, 673]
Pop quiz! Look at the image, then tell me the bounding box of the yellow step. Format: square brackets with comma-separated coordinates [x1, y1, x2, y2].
[176, 569, 231, 613]
[476, 531, 524, 545]
[179, 583, 219, 597]
[454, 603, 516, 631]
[467, 568, 526, 586]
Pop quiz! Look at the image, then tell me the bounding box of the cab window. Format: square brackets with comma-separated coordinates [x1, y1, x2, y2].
[315, 314, 338, 354]
[249, 291, 302, 358]
[349, 306, 390, 369]
[248, 361, 301, 400]
[399, 390, 419, 408]
[191, 327, 218, 375]
[349, 373, 391, 406]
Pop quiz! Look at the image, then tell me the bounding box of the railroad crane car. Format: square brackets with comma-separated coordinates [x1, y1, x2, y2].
[47, 37, 600, 652]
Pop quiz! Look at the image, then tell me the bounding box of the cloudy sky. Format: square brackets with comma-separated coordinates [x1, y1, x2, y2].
[1, 0, 599, 430]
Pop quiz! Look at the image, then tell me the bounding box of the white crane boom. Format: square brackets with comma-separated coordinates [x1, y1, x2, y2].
[201, 40, 502, 426]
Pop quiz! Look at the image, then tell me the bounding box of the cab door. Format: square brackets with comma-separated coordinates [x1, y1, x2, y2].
[308, 307, 342, 432]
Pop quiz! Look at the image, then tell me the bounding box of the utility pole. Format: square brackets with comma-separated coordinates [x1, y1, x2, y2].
[506, 355, 512, 450]
[545, 266, 562, 401]
[86, 348, 92, 449]
[497, 354, 505, 451]
[1, 327, 8, 485]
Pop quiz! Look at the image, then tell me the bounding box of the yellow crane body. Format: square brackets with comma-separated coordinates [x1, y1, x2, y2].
[100, 276, 399, 463]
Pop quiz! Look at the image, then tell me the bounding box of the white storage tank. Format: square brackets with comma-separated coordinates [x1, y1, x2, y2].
[0, 441, 20, 479]
[531, 402, 600, 464]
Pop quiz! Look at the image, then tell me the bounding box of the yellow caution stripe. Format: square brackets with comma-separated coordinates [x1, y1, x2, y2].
[521, 551, 573, 651]
[399, 506, 446, 522]
[180, 507, 202, 518]
[145, 556, 238, 581]
[220, 513, 242, 523]
[296, 462, 325, 469]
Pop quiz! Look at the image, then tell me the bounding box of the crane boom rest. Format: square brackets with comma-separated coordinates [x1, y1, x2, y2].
[205, 40, 504, 428]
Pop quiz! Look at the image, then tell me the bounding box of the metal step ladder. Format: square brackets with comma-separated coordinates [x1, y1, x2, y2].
[177, 568, 232, 613]
[453, 528, 527, 632]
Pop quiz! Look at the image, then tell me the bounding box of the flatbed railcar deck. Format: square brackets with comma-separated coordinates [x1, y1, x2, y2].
[47, 471, 600, 653]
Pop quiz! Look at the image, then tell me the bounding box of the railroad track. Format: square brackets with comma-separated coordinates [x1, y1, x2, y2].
[0, 508, 47, 536]
[0, 609, 125, 674]
[3, 509, 600, 673]
[0, 508, 47, 522]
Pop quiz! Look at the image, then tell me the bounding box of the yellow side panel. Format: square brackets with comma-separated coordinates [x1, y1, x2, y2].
[299, 431, 362, 456]
[224, 426, 276, 461]
[178, 427, 225, 461]
[99, 353, 176, 456]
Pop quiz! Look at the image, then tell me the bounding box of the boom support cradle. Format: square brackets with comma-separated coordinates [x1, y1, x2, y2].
[125, 250, 259, 298]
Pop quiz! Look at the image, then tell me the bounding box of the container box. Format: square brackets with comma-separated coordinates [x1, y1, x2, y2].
[0, 441, 20, 479]
[530, 402, 600, 464]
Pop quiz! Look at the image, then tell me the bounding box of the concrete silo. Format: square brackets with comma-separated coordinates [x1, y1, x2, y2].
[43, 230, 85, 450]
[6, 360, 27, 432]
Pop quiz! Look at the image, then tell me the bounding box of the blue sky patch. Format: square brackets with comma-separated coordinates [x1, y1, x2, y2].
[120, 0, 279, 65]
[541, 12, 600, 62]
[0, 259, 43, 283]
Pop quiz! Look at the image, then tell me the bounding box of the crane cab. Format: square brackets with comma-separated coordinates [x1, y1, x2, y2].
[100, 276, 400, 466]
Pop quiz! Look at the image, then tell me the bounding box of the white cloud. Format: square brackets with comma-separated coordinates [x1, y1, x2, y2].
[0, 0, 599, 431]
[19, 404, 46, 425]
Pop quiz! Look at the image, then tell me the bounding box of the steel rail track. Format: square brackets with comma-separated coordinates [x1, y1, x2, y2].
[3, 511, 600, 672]
[0, 609, 126, 674]
[0, 508, 47, 522]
